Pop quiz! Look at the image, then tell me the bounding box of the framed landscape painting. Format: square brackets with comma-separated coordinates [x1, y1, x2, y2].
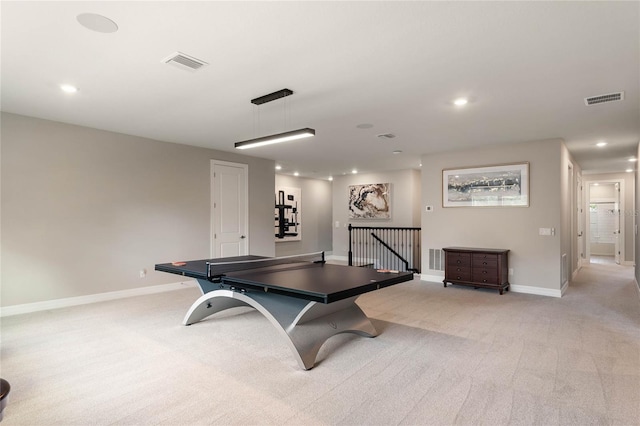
[443, 162, 529, 207]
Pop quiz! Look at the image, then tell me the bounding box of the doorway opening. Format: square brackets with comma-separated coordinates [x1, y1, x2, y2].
[586, 181, 621, 265]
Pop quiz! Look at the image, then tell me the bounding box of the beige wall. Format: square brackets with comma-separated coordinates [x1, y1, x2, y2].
[2, 111, 626, 305]
[274, 174, 333, 257]
[421, 139, 565, 292]
[331, 169, 421, 258]
[1, 113, 275, 306]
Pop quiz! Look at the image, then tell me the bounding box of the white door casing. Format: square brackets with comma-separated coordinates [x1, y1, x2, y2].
[211, 160, 248, 258]
[577, 175, 584, 268]
[585, 179, 625, 264]
[614, 182, 621, 264]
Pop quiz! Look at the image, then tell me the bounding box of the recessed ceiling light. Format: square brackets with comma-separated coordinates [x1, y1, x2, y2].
[596, 142, 608, 147]
[77, 13, 119, 33]
[626, 169, 633, 173]
[293, 172, 299, 176]
[392, 150, 402, 154]
[60, 84, 78, 93]
[328, 176, 333, 181]
[454, 98, 468, 106]
[356, 123, 373, 129]
[377, 133, 396, 139]
[352, 169, 358, 174]
[593, 183, 600, 186]
[275, 165, 282, 170]
[629, 158, 637, 162]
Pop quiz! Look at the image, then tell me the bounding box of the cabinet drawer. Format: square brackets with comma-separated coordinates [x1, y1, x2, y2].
[472, 258, 497, 269]
[473, 253, 498, 262]
[446, 270, 471, 281]
[447, 252, 471, 267]
[472, 268, 498, 284]
[448, 265, 470, 275]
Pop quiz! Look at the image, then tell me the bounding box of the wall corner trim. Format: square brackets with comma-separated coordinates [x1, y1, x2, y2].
[0, 282, 194, 317]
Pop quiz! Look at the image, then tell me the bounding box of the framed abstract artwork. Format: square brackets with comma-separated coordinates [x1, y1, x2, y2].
[275, 186, 301, 241]
[348, 183, 391, 219]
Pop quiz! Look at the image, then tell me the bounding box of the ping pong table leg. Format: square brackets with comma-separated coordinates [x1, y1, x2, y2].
[285, 297, 378, 370]
[182, 290, 248, 325]
[239, 292, 378, 370]
[182, 290, 377, 370]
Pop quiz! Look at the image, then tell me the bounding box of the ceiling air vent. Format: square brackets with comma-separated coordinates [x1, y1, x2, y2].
[584, 92, 624, 106]
[162, 52, 208, 72]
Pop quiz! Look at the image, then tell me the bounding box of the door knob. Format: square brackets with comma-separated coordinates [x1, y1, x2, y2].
[240, 235, 246, 239]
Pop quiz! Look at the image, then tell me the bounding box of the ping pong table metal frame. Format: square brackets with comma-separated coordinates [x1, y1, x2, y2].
[185, 283, 376, 370]
[156, 252, 413, 370]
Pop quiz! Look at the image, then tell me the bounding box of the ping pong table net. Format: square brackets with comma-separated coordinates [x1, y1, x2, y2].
[206, 251, 325, 279]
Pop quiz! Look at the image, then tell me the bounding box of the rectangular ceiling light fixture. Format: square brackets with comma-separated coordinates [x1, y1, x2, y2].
[251, 89, 293, 105]
[234, 128, 315, 150]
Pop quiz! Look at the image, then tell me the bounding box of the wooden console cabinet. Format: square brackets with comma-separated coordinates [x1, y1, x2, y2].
[443, 247, 510, 295]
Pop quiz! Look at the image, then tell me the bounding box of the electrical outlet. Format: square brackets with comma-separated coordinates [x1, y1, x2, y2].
[139, 269, 147, 278]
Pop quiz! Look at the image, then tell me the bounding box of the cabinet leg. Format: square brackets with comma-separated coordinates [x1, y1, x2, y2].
[499, 289, 504, 295]
[443, 282, 447, 288]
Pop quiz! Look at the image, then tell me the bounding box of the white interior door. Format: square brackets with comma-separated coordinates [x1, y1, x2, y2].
[212, 160, 248, 258]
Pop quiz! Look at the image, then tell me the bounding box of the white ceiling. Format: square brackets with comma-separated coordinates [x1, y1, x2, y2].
[2, 1, 639, 179]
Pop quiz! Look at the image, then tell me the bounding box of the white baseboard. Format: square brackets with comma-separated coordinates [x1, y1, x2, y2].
[0, 281, 195, 317]
[510, 284, 562, 298]
[421, 272, 561, 298]
[326, 254, 348, 262]
[420, 273, 444, 283]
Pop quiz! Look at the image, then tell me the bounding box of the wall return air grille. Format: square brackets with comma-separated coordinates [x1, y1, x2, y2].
[429, 248, 444, 271]
[584, 92, 624, 106]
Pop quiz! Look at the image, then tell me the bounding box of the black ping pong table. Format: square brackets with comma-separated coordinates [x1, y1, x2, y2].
[155, 252, 413, 369]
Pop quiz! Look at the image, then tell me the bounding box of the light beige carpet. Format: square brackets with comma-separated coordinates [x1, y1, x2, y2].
[1, 262, 638, 425]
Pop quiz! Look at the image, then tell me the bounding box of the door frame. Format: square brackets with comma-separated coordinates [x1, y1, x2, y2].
[211, 160, 249, 258]
[576, 174, 585, 269]
[584, 178, 624, 264]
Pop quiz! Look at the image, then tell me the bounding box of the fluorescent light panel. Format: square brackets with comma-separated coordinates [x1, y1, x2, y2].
[234, 128, 315, 150]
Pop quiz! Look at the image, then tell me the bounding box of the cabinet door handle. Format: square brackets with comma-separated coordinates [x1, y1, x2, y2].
[482, 261, 487, 265]
[482, 271, 487, 274]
